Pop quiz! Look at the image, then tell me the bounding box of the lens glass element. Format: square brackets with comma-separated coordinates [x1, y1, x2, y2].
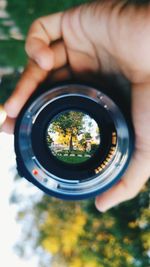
[46, 110, 101, 164]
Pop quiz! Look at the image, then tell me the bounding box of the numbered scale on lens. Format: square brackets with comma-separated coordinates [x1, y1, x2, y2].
[15, 84, 133, 200]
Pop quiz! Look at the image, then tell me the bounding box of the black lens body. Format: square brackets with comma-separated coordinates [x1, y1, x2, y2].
[15, 79, 134, 200]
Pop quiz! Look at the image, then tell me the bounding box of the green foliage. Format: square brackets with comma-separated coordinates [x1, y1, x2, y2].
[0, 71, 21, 103]
[13, 180, 150, 267]
[6, 0, 90, 36]
[50, 111, 84, 136]
[1, 0, 150, 266]
[48, 111, 85, 152]
[0, 0, 91, 100]
[46, 135, 53, 146]
[79, 132, 93, 151]
[91, 143, 99, 153]
[0, 40, 26, 67]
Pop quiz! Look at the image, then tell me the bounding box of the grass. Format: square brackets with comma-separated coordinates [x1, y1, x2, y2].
[56, 154, 90, 164]
[53, 149, 92, 164]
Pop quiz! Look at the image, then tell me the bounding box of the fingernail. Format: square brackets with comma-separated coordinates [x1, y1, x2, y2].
[36, 57, 52, 71]
[95, 199, 108, 213]
[4, 101, 17, 118]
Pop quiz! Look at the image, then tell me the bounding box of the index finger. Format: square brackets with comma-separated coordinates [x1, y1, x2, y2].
[4, 60, 48, 118]
[25, 12, 63, 70]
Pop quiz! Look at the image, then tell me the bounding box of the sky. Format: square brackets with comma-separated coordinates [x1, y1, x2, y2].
[0, 133, 39, 267]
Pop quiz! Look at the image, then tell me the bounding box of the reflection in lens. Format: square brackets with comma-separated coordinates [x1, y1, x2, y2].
[46, 110, 100, 164]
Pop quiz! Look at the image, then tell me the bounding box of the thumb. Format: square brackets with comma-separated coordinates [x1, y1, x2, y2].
[95, 149, 150, 212]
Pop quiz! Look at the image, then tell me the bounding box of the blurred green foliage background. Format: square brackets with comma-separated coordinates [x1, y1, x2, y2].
[0, 0, 89, 67]
[0, 1, 150, 267]
[0, 0, 90, 102]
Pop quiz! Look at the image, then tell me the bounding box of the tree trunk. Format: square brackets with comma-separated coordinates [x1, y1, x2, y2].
[69, 134, 73, 152]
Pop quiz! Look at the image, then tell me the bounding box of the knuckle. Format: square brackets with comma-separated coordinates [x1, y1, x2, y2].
[25, 18, 45, 55]
[26, 18, 41, 39]
[30, 18, 41, 31]
[25, 22, 39, 54]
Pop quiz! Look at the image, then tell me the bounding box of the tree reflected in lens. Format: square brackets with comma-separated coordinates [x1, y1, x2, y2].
[46, 111, 100, 164]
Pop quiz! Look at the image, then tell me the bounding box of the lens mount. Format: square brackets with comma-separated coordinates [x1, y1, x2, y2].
[15, 84, 133, 200]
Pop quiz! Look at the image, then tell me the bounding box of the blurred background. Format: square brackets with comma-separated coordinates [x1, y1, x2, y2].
[0, 0, 150, 267]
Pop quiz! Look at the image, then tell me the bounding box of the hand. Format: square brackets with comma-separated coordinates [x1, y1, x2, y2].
[3, 1, 150, 210]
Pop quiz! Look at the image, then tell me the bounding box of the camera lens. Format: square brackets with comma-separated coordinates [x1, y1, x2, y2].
[46, 110, 101, 165]
[15, 83, 134, 200]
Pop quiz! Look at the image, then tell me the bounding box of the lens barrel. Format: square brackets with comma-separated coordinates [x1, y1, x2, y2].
[15, 83, 134, 200]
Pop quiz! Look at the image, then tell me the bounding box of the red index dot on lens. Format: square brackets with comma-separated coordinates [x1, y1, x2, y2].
[32, 169, 38, 175]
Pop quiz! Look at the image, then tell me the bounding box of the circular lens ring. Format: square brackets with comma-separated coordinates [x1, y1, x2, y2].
[30, 94, 115, 180]
[15, 84, 133, 200]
